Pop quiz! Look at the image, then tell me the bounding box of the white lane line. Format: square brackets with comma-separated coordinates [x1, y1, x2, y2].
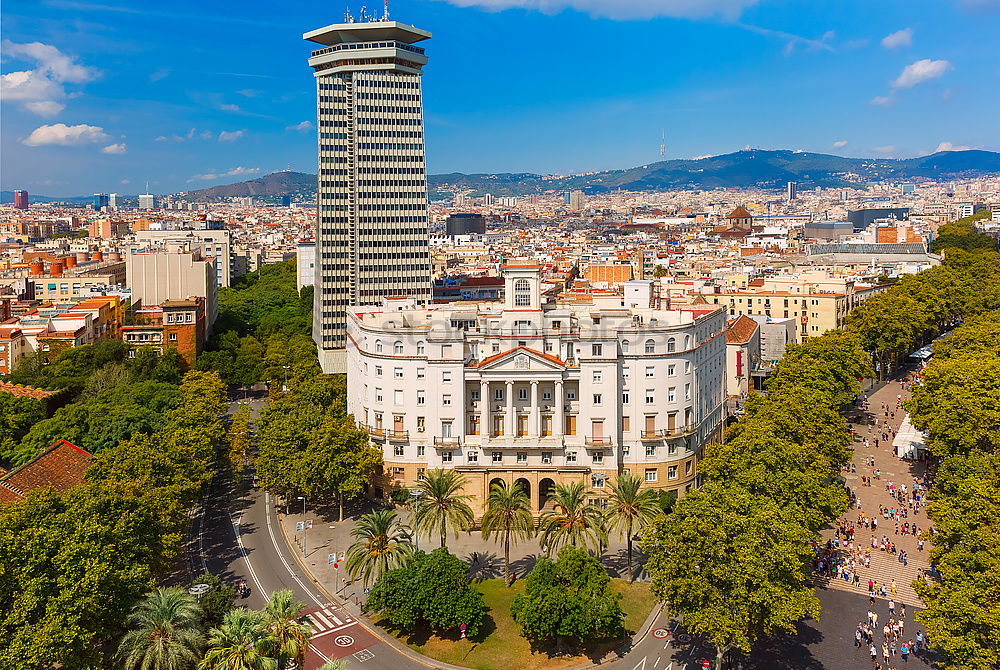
[264, 492, 326, 608]
[312, 610, 334, 630]
[312, 621, 358, 638]
[632, 658, 646, 670]
[654, 657, 660, 668]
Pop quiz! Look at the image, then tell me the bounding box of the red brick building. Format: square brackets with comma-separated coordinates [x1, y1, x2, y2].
[120, 296, 207, 368]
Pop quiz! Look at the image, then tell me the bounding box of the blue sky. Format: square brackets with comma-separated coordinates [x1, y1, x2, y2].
[2, 0, 998, 195]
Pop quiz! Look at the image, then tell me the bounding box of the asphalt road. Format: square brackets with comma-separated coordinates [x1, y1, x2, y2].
[200, 476, 429, 670]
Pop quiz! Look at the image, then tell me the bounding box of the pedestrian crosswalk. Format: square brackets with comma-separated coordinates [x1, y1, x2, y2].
[304, 605, 355, 637]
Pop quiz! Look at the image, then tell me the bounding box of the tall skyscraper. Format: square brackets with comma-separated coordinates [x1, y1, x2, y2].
[786, 181, 797, 201]
[139, 192, 155, 210]
[13, 190, 28, 210]
[304, 17, 433, 374]
[93, 193, 110, 211]
[109, 193, 118, 210]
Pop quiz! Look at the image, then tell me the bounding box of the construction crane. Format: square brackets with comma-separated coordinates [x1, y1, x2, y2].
[659, 131, 666, 159]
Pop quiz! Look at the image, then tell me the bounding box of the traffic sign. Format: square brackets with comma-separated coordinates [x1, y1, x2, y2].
[653, 628, 669, 639]
[460, 623, 467, 631]
[333, 562, 339, 569]
[306, 520, 313, 529]
[295, 521, 304, 531]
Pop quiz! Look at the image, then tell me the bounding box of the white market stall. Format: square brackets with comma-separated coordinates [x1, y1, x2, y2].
[893, 415, 928, 460]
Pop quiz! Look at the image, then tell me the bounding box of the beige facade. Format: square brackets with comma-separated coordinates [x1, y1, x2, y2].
[125, 245, 218, 328]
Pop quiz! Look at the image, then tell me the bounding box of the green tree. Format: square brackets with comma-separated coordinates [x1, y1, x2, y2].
[116, 587, 205, 670]
[640, 484, 819, 670]
[188, 574, 237, 629]
[480, 479, 535, 584]
[414, 469, 474, 549]
[537, 481, 606, 555]
[304, 417, 382, 521]
[345, 509, 414, 587]
[200, 608, 277, 670]
[603, 473, 661, 582]
[263, 590, 312, 670]
[363, 548, 487, 638]
[0, 392, 43, 461]
[227, 403, 252, 474]
[510, 546, 624, 649]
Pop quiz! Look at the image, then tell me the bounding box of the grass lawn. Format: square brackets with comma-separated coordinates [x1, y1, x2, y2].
[377, 578, 658, 670]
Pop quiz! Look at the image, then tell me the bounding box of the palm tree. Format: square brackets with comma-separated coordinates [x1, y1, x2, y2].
[537, 481, 606, 555]
[117, 587, 205, 670]
[345, 509, 414, 587]
[263, 590, 312, 670]
[199, 608, 277, 670]
[603, 472, 662, 582]
[480, 479, 535, 584]
[414, 468, 475, 549]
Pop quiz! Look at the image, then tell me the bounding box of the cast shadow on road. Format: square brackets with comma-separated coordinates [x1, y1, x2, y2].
[744, 619, 825, 670]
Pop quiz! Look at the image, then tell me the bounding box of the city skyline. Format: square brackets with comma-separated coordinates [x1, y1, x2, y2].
[3, 0, 999, 194]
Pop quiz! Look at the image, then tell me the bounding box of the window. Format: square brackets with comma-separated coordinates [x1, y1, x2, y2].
[622, 391, 630, 404]
[686, 461, 693, 475]
[442, 394, 452, 406]
[514, 278, 531, 306]
[684, 335, 691, 349]
[593, 370, 602, 383]
[416, 417, 425, 433]
[545, 341, 553, 352]
[667, 337, 676, 352]
[622, 367, 630, 379]
[645, 339, 655, 354]
[375, 340, 383, 353]
[593, 393, 602, 405]
[668, 442, 677, 456]
[471, 390, 480, 401]
[375, 388, 383, 403]
[394, 389, 403, 405]
[394, 367, 403, 378]
[495, 388, 504, 401]
[542, 390, 552, 401]
[393, 445, 404, 457]
[667, 364, 676, 376]
[518, 387, 528, 401]
[417, 468, 426, 480]
[416, 367, 425, 379]
[566, 451, 577, 463]
[492, 343, 500, 353]
[416, 341, 425, 355]
[645, 366, 655, 378]
[393, 341, 403, 354]
[668, 465, 678, 479]
[441, 421, 453, 438]
[492, 451, 503, 463]
[645, 444, 656, 457]
[591, 474, 606, 489]
[467, 450, 478, 463]
[442, 371, 452, 383]
[685, 383, 691, 400]
[668, 387, 676, 402]
[645, 469, 657, 482]
[169, 333, 177, 341]
[516, 452, 527, 464]
[592, 343, 602, 356]
[685, 361, 691, 374]
[645, 390, 654, 404]
[416, 390, 425, 405]
[566, 390, 577, 400]
[592, 451, 604, 464]
[375, 365, 383, 377]
[441, 451, 453, 463]
[622, 340, 630, 353]
[541, 451, 552, 464]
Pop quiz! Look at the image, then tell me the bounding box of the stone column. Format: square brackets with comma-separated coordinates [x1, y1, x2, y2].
[555, 380, 564, 437]
[480, 380, 489, 439]
[505, 381, 514, 437]
[530, 380, 540, 437]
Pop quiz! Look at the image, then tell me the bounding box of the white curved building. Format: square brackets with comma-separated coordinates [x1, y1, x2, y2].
[346, 263, 726, 512]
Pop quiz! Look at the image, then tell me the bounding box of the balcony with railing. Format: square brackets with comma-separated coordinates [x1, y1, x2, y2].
[311, 41, 426, 58]
[585, 435, 612, 446]
[433, 435, 462, 447]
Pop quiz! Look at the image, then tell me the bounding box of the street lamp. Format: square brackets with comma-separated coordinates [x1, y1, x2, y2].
[409, 489, 423, 551]
[282, 365, 290, 392]
[297, 495, 307, 557]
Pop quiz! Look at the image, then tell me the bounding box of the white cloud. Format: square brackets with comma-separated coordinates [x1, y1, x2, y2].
[149, 68, 170, 83]
[881, 28, 913, 50]
[24, 100, 66, 117]
[832, 140, 848, 148]
[934, 141, 973, 152]
[870, 95, 894, 106]
[892, 59, 952, 89]
[101, 143, 127, 154]
[219, 103, 242, 112]
[0, 40, 99, 116]
[286, 120, 314, 132]
[433, 0, 759, 20]
[188, 166, 260, 181]
[236, 88, 260, 97]
[874, 145, 896, 154]
[690, 154, 715, 160]
[218, 129, 245, 142]
[22, 123, 110, 147]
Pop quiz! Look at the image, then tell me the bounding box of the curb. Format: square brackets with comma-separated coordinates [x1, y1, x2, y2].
[275, 504, 663, 670]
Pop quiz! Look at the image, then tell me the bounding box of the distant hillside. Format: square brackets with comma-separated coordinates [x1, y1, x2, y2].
[175, 171, 315, 202]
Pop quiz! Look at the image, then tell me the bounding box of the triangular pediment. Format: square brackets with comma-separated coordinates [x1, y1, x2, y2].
[477, 347, 565, 372]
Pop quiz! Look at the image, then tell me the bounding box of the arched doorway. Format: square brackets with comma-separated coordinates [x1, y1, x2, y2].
[488, 477, 505, 495]
[538, 478, 556, 511]
[514, 478, 532, 508]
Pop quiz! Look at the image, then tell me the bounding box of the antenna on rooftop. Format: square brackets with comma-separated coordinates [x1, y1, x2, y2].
[382, 0, 390, 21]
[344, 6, 355, 22]
[659, 131, 665, 159]
[359, 5, 368, 21]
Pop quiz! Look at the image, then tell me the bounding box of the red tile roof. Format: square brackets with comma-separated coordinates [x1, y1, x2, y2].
[0, 439, 92, 504]
[726, 315, 760, 344]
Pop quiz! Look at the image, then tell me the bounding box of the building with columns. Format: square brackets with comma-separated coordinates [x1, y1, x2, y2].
[346, 263, 727, 514]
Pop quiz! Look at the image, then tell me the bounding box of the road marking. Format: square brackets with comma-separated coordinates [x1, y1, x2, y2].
[654, 656, 660, 668]
[334, 635, 355, 647]
[264, 492, 326, 608]
[632, 658, 646, 670]
[353, 649, 375, 662]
